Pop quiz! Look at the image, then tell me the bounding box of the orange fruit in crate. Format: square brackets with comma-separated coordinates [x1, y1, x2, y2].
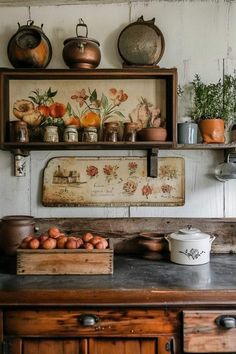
[81, 111, 101, 128]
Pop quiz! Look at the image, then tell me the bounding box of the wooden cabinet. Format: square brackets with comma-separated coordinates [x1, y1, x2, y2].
[2, 308, 180, 354]
[2, 307, 236, 354]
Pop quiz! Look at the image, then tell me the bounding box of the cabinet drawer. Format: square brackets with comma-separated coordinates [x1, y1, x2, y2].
[4, 309, 179, 337]
[183, 310, 236, 353]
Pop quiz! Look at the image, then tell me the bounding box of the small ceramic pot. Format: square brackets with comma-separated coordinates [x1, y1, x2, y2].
[165, 227, 215, 265]
[198, 118, 225, 143]
[0, 215, 36, 255]
[138, 127, 167, 141]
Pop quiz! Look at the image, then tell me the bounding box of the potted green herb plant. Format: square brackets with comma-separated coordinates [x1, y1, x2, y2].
[190, 73, 236, 143]
[191, 74, 225, 143]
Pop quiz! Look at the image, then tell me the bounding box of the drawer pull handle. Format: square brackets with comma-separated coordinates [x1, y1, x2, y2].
[216, 315, 236, 329]
[78, 314, 99, 326]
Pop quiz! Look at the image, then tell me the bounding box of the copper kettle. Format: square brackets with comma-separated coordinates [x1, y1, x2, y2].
[7, 20, 52, 68]
[63, 18, 101, 69]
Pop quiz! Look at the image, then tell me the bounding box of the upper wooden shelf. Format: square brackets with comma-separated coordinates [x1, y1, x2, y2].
[0, 67, 177, 154]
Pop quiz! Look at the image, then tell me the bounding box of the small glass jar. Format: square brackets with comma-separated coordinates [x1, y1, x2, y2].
[44, 126, 59, 143]
[11, 120, 29, 142]
[103, 122, 119, 142]
[123, 122, 138, 142]
[82, 127, 98, 142]
[63, 125, 78, 142]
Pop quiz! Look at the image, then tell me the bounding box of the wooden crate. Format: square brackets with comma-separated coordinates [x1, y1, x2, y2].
[16, 239, 113, 275]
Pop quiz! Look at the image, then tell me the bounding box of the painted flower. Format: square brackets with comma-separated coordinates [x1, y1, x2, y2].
[123, 180, 137, 195]
[128, 161, 138, 175]
[161, 184, 173, 194]
[142, 184, 153, 199]
[159, 165, 177, 180]
[86, 165, 98, 177]
[109, 88, 128, 106]
[103, 164, 119, 181]
[71, 89, 89, 107]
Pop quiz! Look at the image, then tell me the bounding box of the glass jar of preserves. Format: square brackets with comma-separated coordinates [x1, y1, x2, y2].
[63, 125, 78, 142]
[103, 122, 119, 142]
[123, 122, 138, 142]
[82, 127, 98, 142]
[44, 126, 59, 142]
[11, 120, 29, 142]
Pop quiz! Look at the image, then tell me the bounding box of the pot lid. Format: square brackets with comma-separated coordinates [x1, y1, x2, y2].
[63, 36, 100, 46]
[169, 226, 211, 241]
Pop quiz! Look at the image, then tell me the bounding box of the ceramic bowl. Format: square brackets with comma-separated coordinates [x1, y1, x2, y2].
[137, 127, 167, 141]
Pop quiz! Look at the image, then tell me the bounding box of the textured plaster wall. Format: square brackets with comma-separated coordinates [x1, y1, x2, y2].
[0, 0, 235, 218]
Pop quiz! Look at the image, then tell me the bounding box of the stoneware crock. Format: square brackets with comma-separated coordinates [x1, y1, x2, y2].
[0, 215, 36, 255]
[165, 226, 215, 265]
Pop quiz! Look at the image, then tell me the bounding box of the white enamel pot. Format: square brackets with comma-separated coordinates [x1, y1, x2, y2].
[165, 227, 215, 265]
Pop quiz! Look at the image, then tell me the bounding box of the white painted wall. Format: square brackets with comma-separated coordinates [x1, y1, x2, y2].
[0, 0, 235, 218]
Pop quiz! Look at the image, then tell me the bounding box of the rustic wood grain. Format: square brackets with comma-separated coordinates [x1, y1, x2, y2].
[4, 309, 179, 337]
[183, 310, 236, 353]
[16, 240, 113, 275]
[31, 217, 236, 254]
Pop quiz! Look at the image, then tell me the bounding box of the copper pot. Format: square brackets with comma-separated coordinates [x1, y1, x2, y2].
[0, 215, 36, 255]
[7, 20, 52, 68]
[63, 19, 101, 69]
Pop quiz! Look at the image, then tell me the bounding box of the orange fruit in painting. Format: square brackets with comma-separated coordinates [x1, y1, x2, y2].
[49, 102, 67, 118]
[66, 116, 81, 128]
[81, 111, 101, 128]
[38, 104, 50, 117]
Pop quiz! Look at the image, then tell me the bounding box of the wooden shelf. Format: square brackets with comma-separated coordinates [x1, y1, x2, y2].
[176, 143, 236, 150]
[1, 141, 174, 152]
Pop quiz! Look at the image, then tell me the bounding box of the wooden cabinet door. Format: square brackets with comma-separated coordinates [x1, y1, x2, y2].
[88, 336, 176, 354]
[5, 338, 88, 354]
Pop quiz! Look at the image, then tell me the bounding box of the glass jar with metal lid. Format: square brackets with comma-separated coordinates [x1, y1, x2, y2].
[63, 125, 78, 142]
[103, 122, 119, 142]
[11, 120, 29, 142]
[82, 126, 98, 142]
[44, 126, 59, 143]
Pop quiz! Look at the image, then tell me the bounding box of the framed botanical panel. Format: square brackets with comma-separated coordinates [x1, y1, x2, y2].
[42, 156, 185, 207]
[0, 68, 177, 150]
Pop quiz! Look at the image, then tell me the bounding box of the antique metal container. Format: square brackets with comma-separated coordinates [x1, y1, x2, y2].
[7, 20, 52, 68]
[63, 19, 101, 69]
[118, 16, 165, 66]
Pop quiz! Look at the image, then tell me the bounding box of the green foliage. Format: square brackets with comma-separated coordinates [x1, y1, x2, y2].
[191, 73, 236, 128]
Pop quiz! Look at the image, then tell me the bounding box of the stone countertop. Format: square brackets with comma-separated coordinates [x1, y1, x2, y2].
[0, 254, 235, 306]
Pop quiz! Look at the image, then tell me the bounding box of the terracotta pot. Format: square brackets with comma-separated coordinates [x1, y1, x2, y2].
[7, 20, 52, 68]
[199, 118, 225, 143]
[0, 215, 36, 255]
[63, 19, 101, 69]
[137, 127, 167, 141]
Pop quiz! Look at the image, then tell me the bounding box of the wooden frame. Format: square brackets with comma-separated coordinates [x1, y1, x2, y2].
[0, 67, 177, 152]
